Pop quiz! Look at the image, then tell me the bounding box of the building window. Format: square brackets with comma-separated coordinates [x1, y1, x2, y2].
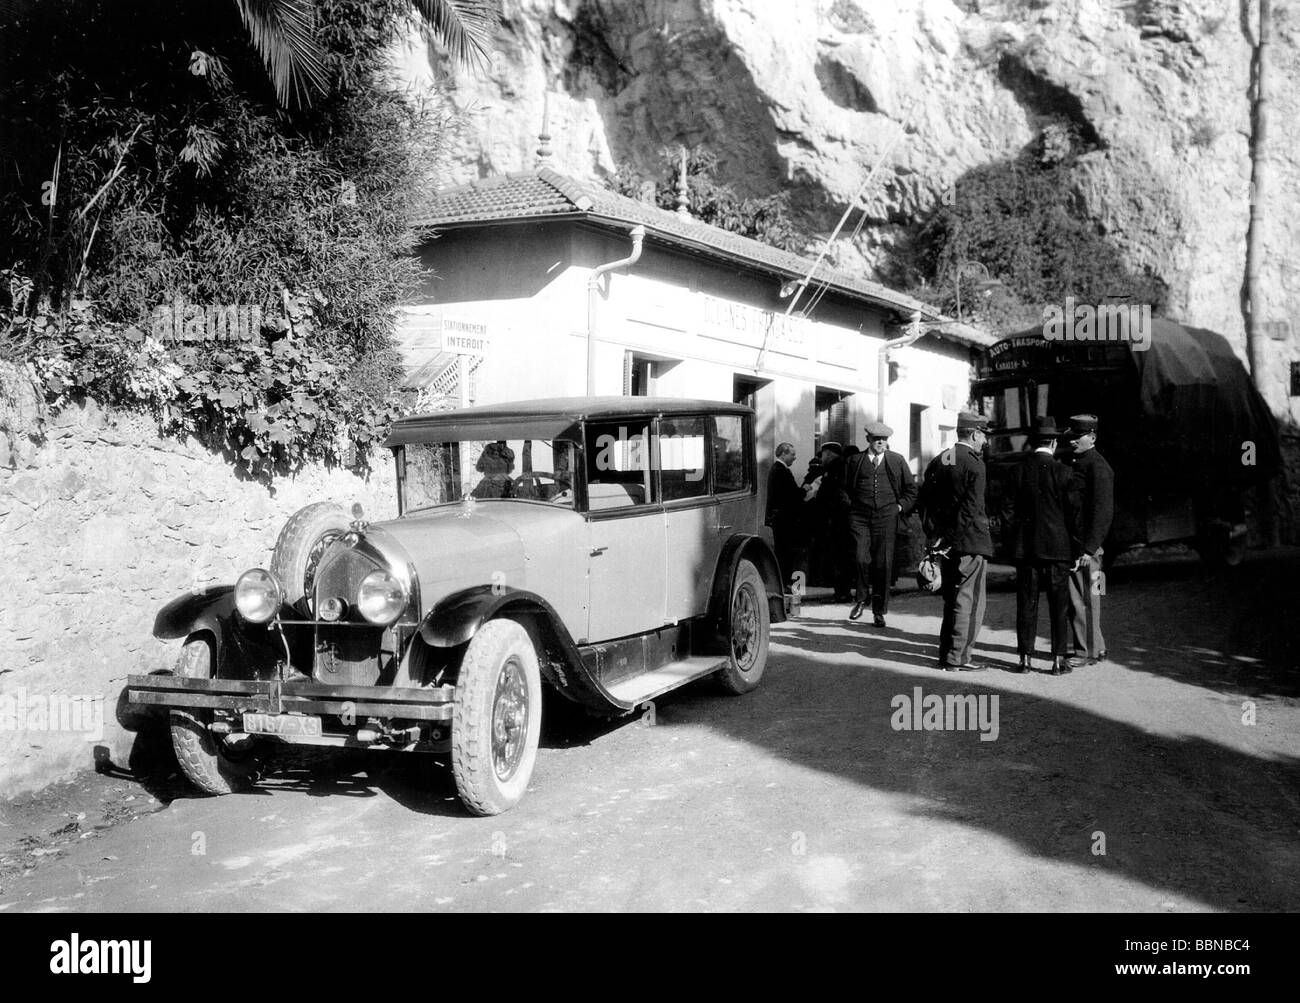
[909, 403, 926, 466]
[733, 375, 769, 409]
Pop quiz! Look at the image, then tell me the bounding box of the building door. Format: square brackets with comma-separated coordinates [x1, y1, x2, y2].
[815, 387, 851, 450]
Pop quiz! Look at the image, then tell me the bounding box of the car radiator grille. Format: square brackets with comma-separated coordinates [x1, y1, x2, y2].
[313, 624, 389, 686]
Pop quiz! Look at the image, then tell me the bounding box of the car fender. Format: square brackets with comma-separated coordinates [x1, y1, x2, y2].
[151, 586, 278, 678]
[419, 586, 612, 710]
[707, 535, 787, 631]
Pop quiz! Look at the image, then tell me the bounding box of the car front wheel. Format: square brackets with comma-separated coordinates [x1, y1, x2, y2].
[169, 635, 264, 795]
[716, 558, 770, 694]
[450, 619, 543, 816]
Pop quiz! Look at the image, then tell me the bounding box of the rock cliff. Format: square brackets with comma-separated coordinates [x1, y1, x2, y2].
[393, 0, 1299, 422]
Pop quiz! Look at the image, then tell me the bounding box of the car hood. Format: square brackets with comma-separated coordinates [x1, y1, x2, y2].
[364, 502, 582, 612]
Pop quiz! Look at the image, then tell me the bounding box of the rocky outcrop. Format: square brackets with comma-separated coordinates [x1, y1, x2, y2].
[395, 0, 1299, 424]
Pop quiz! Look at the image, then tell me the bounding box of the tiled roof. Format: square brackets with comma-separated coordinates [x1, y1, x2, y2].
[415, 168, 993, 349]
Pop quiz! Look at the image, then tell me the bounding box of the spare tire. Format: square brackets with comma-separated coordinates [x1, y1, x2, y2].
[270, 502, 352, 613]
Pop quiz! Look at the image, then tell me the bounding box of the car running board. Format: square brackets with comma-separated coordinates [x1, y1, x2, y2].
[601, 656, 729, 708]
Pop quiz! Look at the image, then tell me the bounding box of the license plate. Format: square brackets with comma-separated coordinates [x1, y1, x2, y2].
[242, 712, 322, 737]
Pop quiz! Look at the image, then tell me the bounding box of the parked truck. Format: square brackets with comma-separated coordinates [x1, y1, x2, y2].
[971, 317, 1280, 568]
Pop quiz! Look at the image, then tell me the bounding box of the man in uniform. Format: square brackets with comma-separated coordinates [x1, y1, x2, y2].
[843, 421, 916, 627]
[1006, 417, 1082, 675]
[917, 412, 993, 671]
[1065, 414, 1114, 665]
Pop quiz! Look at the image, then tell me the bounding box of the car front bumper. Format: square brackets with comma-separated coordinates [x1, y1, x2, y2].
[127, 674, 455, 722]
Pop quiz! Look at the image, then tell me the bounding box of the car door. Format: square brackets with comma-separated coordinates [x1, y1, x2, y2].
[584, 418, 667, 642]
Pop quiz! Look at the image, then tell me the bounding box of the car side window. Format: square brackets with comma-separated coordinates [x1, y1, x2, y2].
[585, 420, 654, 510]
[658, 416, 709, 502]
[712, 414, 750, 494]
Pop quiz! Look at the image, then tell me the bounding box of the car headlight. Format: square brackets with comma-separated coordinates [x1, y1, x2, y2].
[356, 569, 409, 625]
[235, 568, 283, 624]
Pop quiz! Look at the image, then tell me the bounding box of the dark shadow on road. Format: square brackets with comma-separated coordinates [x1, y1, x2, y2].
[655, 549, 1300, 912]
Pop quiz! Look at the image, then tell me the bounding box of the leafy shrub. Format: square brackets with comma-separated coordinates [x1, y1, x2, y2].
[888, 141, 1168, 331]
[0, 0, 451, 475]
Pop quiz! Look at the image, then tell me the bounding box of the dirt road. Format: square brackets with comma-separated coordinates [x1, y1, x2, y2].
[3, 550, 1298, 912]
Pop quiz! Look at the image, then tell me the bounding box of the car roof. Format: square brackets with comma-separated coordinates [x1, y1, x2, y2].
[385, 397, 753, 446]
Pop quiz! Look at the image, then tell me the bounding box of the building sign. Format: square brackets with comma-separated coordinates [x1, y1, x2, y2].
[699, 294, 809, 358]
[975, 333, 1130, 381]
[442, 320, 489, 356]
[396, 308, 490, 388]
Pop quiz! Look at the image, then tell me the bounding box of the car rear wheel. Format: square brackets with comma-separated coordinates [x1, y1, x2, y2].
[716, 558, 769, 695]
[450, 619, 542, 816]
[169, 635, 263, 795]
[270, 501, 352, 613]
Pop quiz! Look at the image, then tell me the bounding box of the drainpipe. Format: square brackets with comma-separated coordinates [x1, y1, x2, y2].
[587, 225, 646, 395]
[877, 310, 923, 422]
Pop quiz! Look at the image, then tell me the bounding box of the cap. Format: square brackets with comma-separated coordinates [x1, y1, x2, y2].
[864, 421, 893, 439]
[1067, 414, 1098, 436]
[957, 411, 990, 432]
[818, 441, 844, 456]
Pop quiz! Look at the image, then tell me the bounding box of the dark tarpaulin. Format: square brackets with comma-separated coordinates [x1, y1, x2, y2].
[1133, 319, 1281, 483]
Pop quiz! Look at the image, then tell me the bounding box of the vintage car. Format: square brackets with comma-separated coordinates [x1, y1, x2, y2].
[129, 397, 785, 815]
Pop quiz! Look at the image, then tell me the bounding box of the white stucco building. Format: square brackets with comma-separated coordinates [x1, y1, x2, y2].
[403, 167, 992, 491]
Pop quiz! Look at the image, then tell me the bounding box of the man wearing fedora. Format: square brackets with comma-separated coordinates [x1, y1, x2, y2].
[843, 421, 916, 627]
[1006, 417, 1082, 674]
[917, 411, 994, 670]
[1065, 414, 1114, 665]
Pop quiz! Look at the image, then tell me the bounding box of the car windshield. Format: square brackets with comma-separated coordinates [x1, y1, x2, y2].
[400, 439, 577, 511]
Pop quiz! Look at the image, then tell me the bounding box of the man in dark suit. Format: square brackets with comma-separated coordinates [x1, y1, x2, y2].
[917, 412, 993, 671]
[1006, 418, 1082, 675]
[843, 421, 916, 627]
[1065, 414, 1114, 665]
[765, 442, 813, 590]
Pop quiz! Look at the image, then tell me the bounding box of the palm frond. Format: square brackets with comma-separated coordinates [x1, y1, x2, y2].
[412, 0, 499, 68]
[234, 0, 329, 107]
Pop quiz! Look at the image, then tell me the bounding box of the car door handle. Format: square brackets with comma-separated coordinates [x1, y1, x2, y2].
[590, 546, 607, 556]
[716, 524, 733, 531]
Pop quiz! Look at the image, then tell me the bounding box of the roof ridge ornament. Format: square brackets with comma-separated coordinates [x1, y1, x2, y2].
[535, 92, 553, 169]
[675, 146, 691, 219]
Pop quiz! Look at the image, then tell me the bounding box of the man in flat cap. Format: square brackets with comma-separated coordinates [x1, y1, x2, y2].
[1065, 414, 1114, 665]
[1006, 417, 1082, 674]
[842, 421, 916, 626]
[916, 411, 993, 670]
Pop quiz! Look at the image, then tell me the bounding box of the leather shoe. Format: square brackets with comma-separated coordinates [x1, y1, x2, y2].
[873, 614, 887, 628]
[1050, 655, 1079, 675]
[1012, 655, 1031, 674]
[943, 659, 987, 672]
[849, 602, 865, 620]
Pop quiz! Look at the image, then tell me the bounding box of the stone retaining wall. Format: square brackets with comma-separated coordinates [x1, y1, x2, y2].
[1, 380, 396, 797]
